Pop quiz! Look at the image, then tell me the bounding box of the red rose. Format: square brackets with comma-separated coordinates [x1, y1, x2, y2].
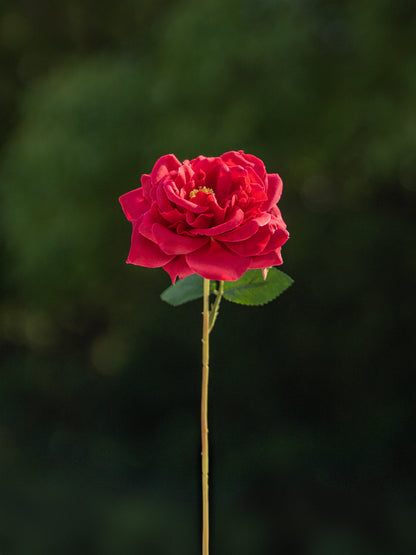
[119, 150, 289, 282]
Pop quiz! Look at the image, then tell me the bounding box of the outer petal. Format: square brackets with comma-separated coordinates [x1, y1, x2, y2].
[140, 174, 153, 200]
[240, 152, 267, 181]
[224, 226, 272, 256]
[139, 211, 157, 241]
[190, 155, 219, 174]
[249, 248, 284, 269]
[119, 188, 149, 222]
[158, 207, 187, 224]
[186, 240, 250, 281]
[152, 223, 209, 255]
[262, 227, 289, 253]
[126, 223, 174, 267]
[151, 154, 182, 187]
[215, 214, 271, 242]
[269, 204, 286, 225]
[163, 256, 194, 283]
[220, 150, 249, 167]
[221, 150, 266, 182]
[262, 173, 283, 211]
[156, 181, 174, 212]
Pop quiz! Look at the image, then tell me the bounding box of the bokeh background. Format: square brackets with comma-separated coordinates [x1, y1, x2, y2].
[0, 0, 415, 553]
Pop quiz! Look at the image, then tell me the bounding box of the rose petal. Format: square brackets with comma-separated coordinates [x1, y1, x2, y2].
[269, 205, 286, 225]
[206, 196, 227, 225]
[221, 151, 266, 182]
[215, 163, 232, 200]
[189, 208, 244, 236]
[163, 256, 194, 283]
[220, 150, 248, 167]
[156, 182, 174, 212]
[186, 212, 214, 228]
[262, 227, 290, 253]
[158, 207, 187, 225]
[126, 224, 175, 267]
[190, 155, 219, 175]
[241, 152, 267, 181]
[262, 173, 283, 211]
[175, 163, 194, 189]
[152, 223, 209, 255]
[165, 182, 207, 213]
[151, 154, 182, 187]
[195, 158, 223, 189]
[215, 214, 271, 242]
[215, 220, 259, 242]
[249, 248, 284, 269]
[186, 240, 250, 281]
[139, 211, 157, 241]
[141, 174, 153, 200]
[119, 188, 149, 222]
[247, 181, 268, 202]
[224, 225, 271, 256]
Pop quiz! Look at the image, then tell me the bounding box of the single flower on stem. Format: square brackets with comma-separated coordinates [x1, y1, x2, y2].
[120, 150, 293, 555]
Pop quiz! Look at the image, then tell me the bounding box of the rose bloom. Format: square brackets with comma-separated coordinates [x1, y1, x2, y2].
[119, 150, 289, 282]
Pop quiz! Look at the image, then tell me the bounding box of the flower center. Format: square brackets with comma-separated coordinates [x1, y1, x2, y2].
[189, 186, 214, 199]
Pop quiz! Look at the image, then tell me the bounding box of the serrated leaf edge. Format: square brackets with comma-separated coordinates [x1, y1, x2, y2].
[222, 269, 293, 306]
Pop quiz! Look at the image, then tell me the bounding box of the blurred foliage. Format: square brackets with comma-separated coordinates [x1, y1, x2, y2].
[0, 0, 415, 553]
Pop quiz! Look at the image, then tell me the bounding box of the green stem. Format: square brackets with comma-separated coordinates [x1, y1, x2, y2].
[209, 281, 224, 333]
[201, 279, 223, 554]
[201, 278, 210, 555]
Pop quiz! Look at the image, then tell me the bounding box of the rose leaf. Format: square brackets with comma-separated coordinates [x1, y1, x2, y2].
[223, 268, 293, 306]
[161, 274, 216, 306]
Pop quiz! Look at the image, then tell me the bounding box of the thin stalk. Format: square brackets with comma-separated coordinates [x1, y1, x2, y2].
[209, 281, 224, 333]
[201, 278, 210, 555]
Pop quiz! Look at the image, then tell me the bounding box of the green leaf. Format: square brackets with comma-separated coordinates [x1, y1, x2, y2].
[160, 274, 216, 306]
[223, 268, 293, 306]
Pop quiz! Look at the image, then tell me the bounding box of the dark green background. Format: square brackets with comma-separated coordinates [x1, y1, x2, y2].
[0, 1, 415, 553]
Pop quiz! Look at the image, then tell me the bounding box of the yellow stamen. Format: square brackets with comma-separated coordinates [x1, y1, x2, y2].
[189, 186, 214, 199]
